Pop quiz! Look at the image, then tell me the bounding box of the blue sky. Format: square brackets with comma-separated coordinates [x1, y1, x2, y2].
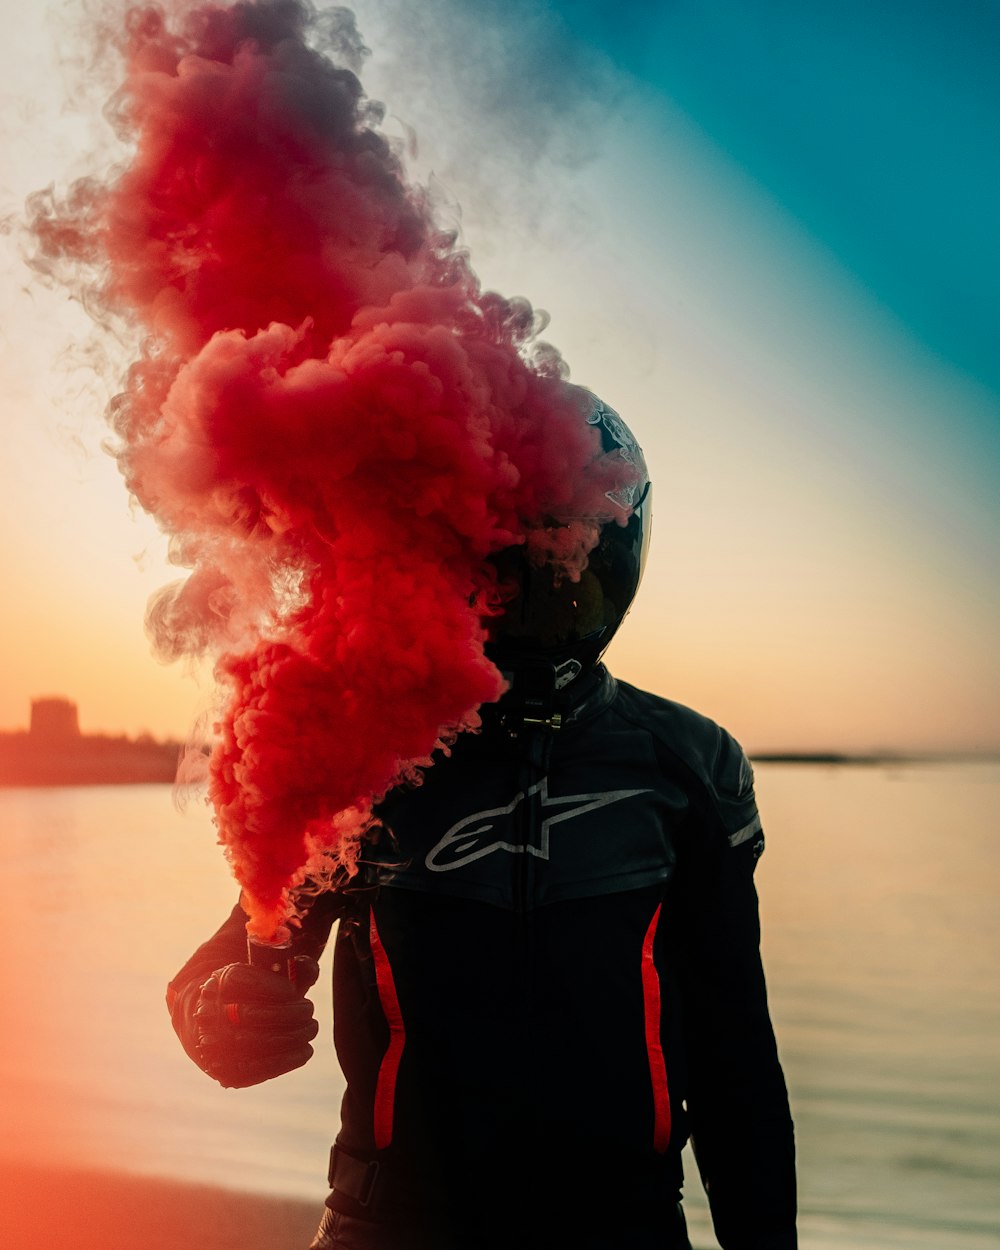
[555, 0, 1000, 401]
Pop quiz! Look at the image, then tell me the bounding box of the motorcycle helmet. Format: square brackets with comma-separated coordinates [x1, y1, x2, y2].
[485, 394, 651, 687]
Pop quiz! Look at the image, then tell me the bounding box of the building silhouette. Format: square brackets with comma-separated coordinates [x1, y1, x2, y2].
[29, 697, 81, 742]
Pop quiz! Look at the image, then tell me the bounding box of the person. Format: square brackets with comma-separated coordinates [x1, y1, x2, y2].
[167, 398, 797, 1250]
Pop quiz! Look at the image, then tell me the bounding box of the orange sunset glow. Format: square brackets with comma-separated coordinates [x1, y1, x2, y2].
[1, 2, 998, 761]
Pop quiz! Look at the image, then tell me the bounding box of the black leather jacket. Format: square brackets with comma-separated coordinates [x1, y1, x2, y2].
[170, 666, 797, 1250]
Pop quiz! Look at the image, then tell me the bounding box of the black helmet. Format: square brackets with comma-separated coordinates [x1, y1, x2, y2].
[485, 394, 651, 686]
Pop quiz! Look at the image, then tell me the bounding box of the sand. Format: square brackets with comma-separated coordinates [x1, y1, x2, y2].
[0, 1162, 324, 1250]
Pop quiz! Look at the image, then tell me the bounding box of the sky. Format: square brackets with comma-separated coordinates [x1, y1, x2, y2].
[0, 0, 997, 755]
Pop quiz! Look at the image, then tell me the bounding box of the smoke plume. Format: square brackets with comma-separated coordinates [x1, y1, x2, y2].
[29, 0, 638, 940]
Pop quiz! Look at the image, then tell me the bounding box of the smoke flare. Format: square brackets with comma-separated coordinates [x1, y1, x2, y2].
[30, 0, 638, 939]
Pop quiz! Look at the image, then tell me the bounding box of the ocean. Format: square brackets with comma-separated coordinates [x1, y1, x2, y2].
[1, 763, 998, 1249]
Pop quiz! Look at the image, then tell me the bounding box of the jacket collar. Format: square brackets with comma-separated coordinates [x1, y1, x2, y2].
[558, 662, 617, 726]
[482, 661, 617, 735]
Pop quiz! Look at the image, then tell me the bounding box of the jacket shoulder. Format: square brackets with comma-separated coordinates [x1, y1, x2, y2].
[609, 679, 762, 849]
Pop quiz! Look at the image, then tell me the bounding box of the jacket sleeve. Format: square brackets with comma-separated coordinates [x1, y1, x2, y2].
[676, 735, 798, 1250]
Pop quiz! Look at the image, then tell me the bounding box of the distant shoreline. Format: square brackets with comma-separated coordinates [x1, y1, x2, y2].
[1, 739, 997, 788]
[0, 730, 182, 787]
[749, 751, 1000, 765]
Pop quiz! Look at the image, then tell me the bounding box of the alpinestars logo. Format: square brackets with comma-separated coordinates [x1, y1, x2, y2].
[425, 778, 652, 872]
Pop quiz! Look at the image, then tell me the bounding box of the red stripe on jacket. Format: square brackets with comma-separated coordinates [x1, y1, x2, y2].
[642, 902, 671, 1152]
[369, 909, 406, 1150]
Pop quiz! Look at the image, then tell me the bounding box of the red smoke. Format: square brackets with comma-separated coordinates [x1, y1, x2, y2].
[31, 0, 637, 939]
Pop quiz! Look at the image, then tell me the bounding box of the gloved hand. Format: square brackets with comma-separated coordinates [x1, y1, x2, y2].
[170, 956, 321, 1088]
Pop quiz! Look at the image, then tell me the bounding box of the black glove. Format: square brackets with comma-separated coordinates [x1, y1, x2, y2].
[170, 956, 321, 1088]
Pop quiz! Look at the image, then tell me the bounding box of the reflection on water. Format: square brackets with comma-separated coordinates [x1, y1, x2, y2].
[1, 765, 998, 1249]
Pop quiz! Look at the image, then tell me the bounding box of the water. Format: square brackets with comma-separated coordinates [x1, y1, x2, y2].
[1, 764, 998, 1249]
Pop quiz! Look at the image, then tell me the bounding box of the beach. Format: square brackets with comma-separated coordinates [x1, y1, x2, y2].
[0, 1163, 322, 1250]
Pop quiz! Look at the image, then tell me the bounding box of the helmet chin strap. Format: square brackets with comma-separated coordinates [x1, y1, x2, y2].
[499, 658, 563, 735]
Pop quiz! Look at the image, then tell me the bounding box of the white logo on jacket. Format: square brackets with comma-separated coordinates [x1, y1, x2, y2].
[425, 778, 652, 872]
